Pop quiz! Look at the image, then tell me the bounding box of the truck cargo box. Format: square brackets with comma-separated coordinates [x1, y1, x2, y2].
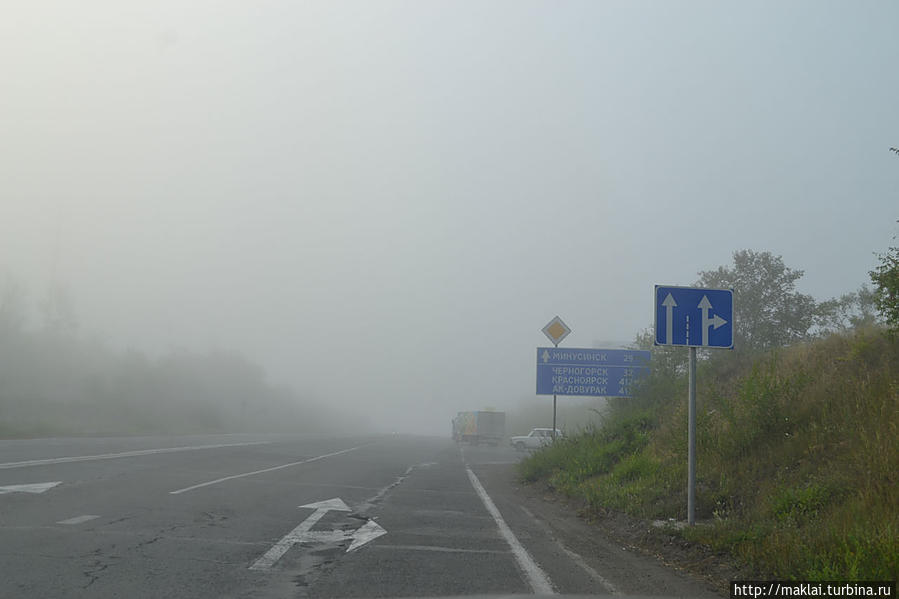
[452, 410, 505, 445]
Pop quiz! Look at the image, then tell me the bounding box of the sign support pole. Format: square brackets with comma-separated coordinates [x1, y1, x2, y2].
[552, 394, 557, 440]
[687, 346, 696, 526]
[540, 316, 571, 443]
[551, 339, 558, 440]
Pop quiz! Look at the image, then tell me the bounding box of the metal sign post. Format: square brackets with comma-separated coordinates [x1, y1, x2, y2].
[552, 394, 557, 441]
[541, 316, 571, 440]
[688, 346, 697, 526]
[654, 286, 734, 526]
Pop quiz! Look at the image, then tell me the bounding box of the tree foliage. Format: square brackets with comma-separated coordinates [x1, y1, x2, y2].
[696, 250, 818, 352]
[869, 226, 899, 334]
[39, 282, 78, 335]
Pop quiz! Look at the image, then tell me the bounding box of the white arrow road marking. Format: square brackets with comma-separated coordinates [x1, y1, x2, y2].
[302, 520, 388, 552]
[250, 500, 347, 570]
[662, 293, 677, 344]
[698, 295, 727, 346]
[300, 498, 351, 512]
[249, 497, 386, 571]
[346, 520, 387, 551]
[0, 481, 61, 495]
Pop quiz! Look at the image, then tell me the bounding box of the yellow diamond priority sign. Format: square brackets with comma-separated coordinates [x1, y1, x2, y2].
[541, 316, 571, 346]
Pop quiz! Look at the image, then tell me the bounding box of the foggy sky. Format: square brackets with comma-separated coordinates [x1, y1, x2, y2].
[3, 1, 898, 434]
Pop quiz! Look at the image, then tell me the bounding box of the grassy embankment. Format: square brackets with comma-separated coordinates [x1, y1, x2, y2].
[519, 328, 897, 580]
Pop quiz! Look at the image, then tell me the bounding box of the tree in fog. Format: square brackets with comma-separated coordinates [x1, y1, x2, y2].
[39, 281, 78, 335]
[695, 250, 819, 352]
[630, 326, 686, 374]
[869, 222, 899, 334]
[0, 272, 26, 337]
[815, 285, 881, 332]
[0, 268, 370, 437]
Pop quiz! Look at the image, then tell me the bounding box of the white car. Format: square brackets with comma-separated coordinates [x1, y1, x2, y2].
[510, 428, 563, 451]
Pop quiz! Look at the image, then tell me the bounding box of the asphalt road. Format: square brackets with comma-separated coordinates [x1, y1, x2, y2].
[0, 434, 720, 598]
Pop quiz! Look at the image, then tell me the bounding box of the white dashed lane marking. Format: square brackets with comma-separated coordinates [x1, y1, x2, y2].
[57, 515, 100, 525]
[0, 442, 269, 470]
[170, 444, 369, 495]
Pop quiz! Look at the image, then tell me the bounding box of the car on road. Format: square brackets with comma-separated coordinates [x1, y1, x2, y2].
[510, 428, 563, 451]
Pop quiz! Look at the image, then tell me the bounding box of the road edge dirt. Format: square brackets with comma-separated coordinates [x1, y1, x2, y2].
[474, 462, 751, 597]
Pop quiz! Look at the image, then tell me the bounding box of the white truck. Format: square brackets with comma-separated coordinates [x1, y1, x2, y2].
[509, 428, 563, 451]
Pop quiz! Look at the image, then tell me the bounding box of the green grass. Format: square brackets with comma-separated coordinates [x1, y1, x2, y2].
[518, 328, 899, 580]
[519, 410, 654, 490]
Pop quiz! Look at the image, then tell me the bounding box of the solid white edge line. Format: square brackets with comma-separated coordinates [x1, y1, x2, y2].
[0, 442, 269, 470]
[465, 466, 555, 595]
[169, 445, 368, 495]
[518, 504, 620, 595]
[369, 544, 509, 554]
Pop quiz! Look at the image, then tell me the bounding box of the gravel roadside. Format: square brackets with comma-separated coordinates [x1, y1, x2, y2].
[471, 461, 740, 597]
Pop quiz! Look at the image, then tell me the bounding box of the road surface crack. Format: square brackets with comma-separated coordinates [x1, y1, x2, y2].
[82, 560, 109, 589]
[354, 462, 426, 514]
[196, 510, 230, 526]
[81, 550, 117, 590]
[137, 535, 162, 549]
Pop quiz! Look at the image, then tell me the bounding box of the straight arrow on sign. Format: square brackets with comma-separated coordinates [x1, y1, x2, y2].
[662, 293, 677, 345]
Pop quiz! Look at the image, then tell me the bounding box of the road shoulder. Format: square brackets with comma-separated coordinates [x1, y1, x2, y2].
[470, 461, 729, 597]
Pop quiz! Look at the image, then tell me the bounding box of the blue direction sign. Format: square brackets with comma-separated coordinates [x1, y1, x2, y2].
[654, 286, 734, 348]
[536, 347, 651, 398]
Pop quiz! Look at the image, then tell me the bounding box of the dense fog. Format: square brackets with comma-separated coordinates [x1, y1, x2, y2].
[2, 2, 897, 437]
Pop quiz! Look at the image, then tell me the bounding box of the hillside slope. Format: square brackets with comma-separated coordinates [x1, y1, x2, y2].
[519, 328, 897, 580]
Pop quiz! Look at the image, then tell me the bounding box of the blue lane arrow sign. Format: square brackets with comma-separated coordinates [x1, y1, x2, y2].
[654, 286, 734, 348]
